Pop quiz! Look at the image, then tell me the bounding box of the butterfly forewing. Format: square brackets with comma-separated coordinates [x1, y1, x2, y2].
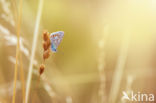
[50, 31, 64, 52]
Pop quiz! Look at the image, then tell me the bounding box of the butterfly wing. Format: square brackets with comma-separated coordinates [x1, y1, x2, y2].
[50, 31, 64, 52]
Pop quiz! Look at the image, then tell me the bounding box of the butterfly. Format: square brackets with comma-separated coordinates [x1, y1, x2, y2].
[50, 31, 64, 52]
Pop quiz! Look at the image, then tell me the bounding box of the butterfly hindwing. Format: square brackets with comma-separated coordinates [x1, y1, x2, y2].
[50, 31, 64, 52]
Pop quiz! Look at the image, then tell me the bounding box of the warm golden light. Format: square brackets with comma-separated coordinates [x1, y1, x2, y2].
[0, 0, 156, 103]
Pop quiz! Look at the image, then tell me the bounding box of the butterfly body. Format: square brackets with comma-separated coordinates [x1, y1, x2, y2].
[50, 31, 64, 52]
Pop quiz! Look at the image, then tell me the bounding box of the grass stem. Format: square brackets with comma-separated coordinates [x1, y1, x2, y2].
[19, 52, 26, 103]
[12, 0, 23, 103]
[108, 31, 130, 103]
[25, 0, 44, 103]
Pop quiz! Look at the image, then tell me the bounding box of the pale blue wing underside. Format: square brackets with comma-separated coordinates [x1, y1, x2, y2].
[50, 31, 64, 52]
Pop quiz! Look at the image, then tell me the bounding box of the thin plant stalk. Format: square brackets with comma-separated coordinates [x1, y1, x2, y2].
[12, 0, 26, 102]
[108, 31, 130, 103]
[19, 52, 26, 103]
[12, 0, 23, 103]
[97, 25, 109, 103]
[25, 0, 44, 103]
[121, 75, 134, 103]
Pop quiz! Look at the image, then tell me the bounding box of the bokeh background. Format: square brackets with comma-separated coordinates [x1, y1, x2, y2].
[0, 0, 156, 103]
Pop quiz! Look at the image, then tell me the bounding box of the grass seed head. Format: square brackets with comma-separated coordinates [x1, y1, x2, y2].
[43, 31, 49, 41]
[43, 49, 50, 60]
[39, 64, 45, 75]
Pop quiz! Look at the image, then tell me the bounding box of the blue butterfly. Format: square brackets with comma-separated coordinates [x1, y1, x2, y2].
[50, 31, 64, 52]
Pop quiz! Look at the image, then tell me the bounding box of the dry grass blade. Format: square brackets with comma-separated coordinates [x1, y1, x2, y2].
[108, 31, 130, 103]
[12, 0, 23, 103]
[19, 52, 26, 103]
[97, 25, 109, 103]
[25, 0, 44, 103]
